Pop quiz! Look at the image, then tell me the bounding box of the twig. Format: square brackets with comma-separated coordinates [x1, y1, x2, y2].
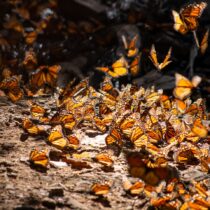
[188, 31, 200, 77]
[192, 31, 200, 48]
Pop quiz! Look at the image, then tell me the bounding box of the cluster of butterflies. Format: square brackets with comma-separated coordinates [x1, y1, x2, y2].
[1, 0, 58, 46]
[23, 68, 209, 208]
[91, 177, 210, 209]
[95, 1, 209, 79]
[0, 64, 61, 102]
[96, 34, 173, 78]
[1, 1, 209, 208]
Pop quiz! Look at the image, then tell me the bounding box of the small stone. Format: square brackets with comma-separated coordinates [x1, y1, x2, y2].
[42, 198, 56, 209]
[49, 188, 64, 197]
[20, 133, 29, 142]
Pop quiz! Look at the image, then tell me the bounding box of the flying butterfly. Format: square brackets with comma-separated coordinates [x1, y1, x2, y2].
[149, 44, 172, 71]
[30, 65, 61, 87]
[96, 57, 128, 78]
[29, 148, 49, 168]
[191, 118, 208, 138]
[129, 53, 141, 76]
[173, 73, 202, 100]
[122, 35, 139, 58]
[200, 29, 209, 54]
[172, 2, 207, 34]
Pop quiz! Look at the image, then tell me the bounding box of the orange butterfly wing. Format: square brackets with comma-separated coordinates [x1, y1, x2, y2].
[48, 125, 68, 149]
[129, 53, 141, 76]
[180, 2, 207, 31]
[200, 29, 209, 54]
[173, 73, 194, 100]
[29, 149, 48, 167]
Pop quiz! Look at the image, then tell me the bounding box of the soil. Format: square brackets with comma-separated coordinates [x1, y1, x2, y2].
[0, 97, 143, 210]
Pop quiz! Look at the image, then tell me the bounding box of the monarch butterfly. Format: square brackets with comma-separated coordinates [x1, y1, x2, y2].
[130, 126, 148, 148]
[30, 65, 61, 87]
[145, 91, 161, 107]
[174, 99, 187, 114]
[60, 114, 77, 130]
[100, 91, 118, 111]
[147, 129, 163, 144]
[176, 148, 197, 164]
[0, 76, 23, 102]
[22, 49, 37, 70]
[166, 178, 178, 193]
[129, 181, 144, 195]
[29, 148, 48, 168]
[66, 135, 80, 150]
[150, 196, 171, 207]
[160, 95, 171, 110]
[191, 118, 208, 138]
[7, 88, 23, 102]
[164, 121, 176, 143]
[200, 29, 209, 54]
[172, 2, 207, 34]
[22, 118, 45, 135]
[129, 53, 141, 76]
[48, 125, 68, 150]
[193, 181, 208, 198]
[145, 156, 167, 168]
[122, 35, 139, 57]
[144, 184, 156, 197]
[100, 76, 119, 97]
[24, 31, 37, 45]
[185, 131, 200, 143]
[50, 113, 76, 131]
[93, 117, 108, 133]
[149, 44, 172, 71]
[30, 104, 46, 118]
[96, 57, 128, 78]
[173, 73, 202, 100]
[105, 127, 123, 149]
[119, 116, 136, 137]
[91, 183, 110, 195]
[70, 78, 89, 102]
[94, 153, 114, 167]
[176, 182, 186, 195]
[95, 102, 112, 116]
[188, 201, 210, 210]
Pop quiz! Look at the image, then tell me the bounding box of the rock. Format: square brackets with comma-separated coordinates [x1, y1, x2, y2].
[49, 187, 64, 197]
[42, 198, 56, 209]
